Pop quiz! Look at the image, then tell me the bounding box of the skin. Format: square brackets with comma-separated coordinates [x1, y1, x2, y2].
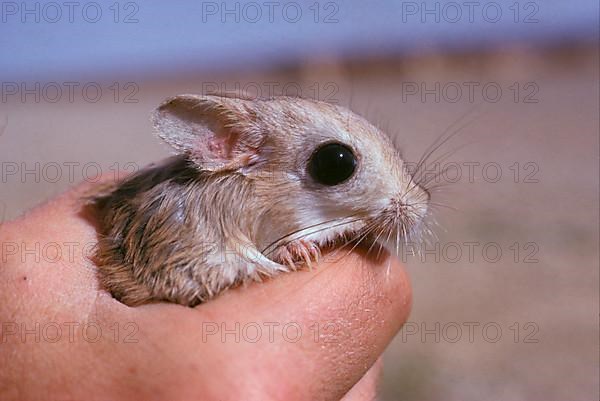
[0, 177, 412, 401]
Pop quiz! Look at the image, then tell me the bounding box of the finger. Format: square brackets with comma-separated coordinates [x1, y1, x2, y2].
[340, 357, 382, 401]
[0, 179, 106, 315]
[127, 244, 412, 400]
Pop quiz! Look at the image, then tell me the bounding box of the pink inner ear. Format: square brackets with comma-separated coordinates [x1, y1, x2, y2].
[213, 131, 241, 157]
[206, 137, 228, 159]
[193, 129, 242, 165]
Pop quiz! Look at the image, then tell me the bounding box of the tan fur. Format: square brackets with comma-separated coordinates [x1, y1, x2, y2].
[87, 94, 429, 306]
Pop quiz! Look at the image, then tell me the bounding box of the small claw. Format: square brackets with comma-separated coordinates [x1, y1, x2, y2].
[300, 247, 313, 270]
[274, 239, 321, 270]
[309, 243, 321, 262]
[284, 254, 296, 270]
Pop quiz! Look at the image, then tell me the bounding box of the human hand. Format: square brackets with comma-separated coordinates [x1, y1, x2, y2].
[0, 179, 412, 401]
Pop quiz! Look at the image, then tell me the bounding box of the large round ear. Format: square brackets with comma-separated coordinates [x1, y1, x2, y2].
[151, 94, 265, 172]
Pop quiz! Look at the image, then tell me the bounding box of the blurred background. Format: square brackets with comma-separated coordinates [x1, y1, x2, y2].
[1, 1, 598, 400]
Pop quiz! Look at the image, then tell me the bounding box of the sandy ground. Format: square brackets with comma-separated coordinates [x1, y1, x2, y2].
[1, 46, 598, 400]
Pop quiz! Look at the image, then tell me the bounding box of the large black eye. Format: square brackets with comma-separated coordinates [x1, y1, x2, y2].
[308, 142, 357, 186]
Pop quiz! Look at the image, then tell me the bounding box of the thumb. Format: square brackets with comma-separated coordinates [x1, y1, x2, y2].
[133, 247, 412, 400]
